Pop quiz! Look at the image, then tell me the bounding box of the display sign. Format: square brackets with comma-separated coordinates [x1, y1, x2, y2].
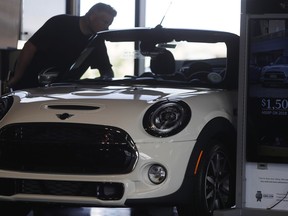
[246, 0, 288, 14]
[245, 162, 288, 210]
[246, 17, 288, 163]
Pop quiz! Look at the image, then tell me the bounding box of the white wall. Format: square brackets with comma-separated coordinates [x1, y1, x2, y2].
[0, 0, 21, 49]
[21, 0, 66, 41]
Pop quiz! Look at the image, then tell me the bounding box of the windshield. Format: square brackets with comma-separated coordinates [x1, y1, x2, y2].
[82, 41, 226, 79]
[274, 56, 288, 65]
[59, 29, 236, 88]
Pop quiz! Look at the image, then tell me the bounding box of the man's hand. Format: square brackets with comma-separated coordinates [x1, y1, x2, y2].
[2, 80, 12, 94]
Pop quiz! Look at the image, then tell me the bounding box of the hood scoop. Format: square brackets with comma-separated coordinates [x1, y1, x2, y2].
[47, 105, 100, 111]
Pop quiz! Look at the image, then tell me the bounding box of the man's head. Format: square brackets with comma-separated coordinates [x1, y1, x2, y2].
[85, 3, 117, 33]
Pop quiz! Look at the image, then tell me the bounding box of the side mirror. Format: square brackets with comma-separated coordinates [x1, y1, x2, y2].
[38, 67, 60, 85]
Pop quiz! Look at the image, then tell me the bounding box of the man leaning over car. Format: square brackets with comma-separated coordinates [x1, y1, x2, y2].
[6, 2, 117, 90]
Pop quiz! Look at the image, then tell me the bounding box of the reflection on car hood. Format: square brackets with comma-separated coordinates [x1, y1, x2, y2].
[15, 85, 216, 104]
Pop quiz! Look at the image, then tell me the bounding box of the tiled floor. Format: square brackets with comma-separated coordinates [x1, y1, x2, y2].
[28, 207, 178, 216]
[29, 207, 130, 216]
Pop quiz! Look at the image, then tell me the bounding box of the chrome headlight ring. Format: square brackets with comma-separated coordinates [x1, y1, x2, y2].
[143, 100, 191, 137]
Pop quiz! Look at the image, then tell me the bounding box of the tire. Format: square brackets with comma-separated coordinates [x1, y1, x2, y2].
[177, 139, 236, 216]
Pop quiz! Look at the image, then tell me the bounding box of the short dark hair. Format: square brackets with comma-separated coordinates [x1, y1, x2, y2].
[86, 2, 117, 17]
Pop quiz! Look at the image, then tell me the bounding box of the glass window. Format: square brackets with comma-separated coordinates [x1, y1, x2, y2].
[79, 0, 239, 79]
[21, 0, 66, 41]
[145, 0, 240, 35]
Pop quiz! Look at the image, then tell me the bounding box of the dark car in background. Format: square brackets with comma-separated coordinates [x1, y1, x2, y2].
[261, 56, 288, 87]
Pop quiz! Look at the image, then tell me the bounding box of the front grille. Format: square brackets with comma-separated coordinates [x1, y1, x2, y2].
[264, 71, 285, 79]
[0, 123, 138, 174]
[0, 178, 124, 200]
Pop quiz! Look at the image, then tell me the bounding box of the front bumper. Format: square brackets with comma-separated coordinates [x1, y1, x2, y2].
[0, 123, 195, 206]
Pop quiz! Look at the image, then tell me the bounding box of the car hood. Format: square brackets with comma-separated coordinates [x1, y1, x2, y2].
[13, 85, 214, 103]
[263, 64, 288, 72]
[3, 85, 233, 142]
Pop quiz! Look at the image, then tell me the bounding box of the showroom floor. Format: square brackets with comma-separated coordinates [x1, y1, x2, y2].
[27, 207, 178, 216]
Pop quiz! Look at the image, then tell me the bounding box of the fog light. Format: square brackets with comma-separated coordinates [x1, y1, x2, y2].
[148, 164, 167, 184]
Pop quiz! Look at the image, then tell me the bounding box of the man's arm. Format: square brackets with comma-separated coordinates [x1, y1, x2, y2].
[8, 41, 37, 88]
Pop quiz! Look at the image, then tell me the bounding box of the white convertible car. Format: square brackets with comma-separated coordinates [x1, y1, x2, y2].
[0, 27, 239, 216]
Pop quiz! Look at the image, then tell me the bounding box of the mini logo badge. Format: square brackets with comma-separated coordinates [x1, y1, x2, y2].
[56, 113, 74, 120]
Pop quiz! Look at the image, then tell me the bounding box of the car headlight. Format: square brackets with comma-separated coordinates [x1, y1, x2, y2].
[0, 96, 13, 121]
[143, 100, 191, 137]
